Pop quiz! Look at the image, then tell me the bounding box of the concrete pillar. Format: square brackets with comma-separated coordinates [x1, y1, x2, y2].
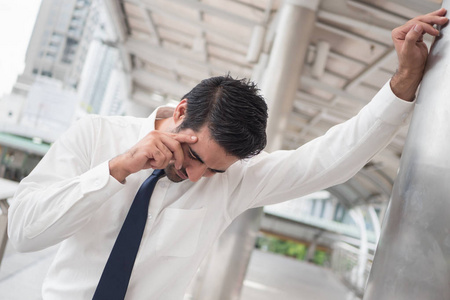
[191, 1, 320, 299]
[262, 0, 320, 151]
[364, 1, 450, 299]
[195, 208, 262, 300]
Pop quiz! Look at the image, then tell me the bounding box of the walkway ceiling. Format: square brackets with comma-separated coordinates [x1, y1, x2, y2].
[104, 0, 441, 208]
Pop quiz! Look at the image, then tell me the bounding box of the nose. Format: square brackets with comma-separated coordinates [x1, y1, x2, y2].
[186, 164, 208, 182]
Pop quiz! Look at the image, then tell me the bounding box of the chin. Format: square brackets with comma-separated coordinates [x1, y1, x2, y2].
[165, 164, 187, 183]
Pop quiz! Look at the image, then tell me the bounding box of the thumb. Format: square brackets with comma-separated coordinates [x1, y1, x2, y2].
[405, 24, 423, 47]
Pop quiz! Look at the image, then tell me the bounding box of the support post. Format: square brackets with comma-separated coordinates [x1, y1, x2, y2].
[364, 2, 450, 299]
[189, 1, 320, 299]
[262, 0, 320, 151]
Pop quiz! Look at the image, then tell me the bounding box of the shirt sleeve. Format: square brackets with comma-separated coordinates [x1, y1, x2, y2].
[8, 116, 124, 252]
[226, 80, 415, 216]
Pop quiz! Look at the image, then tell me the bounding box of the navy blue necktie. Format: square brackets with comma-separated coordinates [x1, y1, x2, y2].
[93, 169, 165, 300]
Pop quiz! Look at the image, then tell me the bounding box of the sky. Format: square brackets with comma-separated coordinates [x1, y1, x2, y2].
[0, 0, 42, 97]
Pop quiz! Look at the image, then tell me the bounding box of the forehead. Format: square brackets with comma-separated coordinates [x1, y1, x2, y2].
[180, 126, 238, 169]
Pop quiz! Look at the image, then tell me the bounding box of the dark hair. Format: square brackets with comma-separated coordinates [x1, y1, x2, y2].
[177, 75, 268, 159]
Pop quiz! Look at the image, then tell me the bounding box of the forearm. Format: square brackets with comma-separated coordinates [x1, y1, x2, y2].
[7, 116, 124, 252]
[8, 161, 122, 252]
[231, 81, 415, 213]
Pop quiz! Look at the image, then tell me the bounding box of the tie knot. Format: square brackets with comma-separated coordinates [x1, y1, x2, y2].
[152, 169, 165, 178]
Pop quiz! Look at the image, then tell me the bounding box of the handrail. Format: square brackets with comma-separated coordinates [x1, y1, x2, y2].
[331, 242, 374, 297]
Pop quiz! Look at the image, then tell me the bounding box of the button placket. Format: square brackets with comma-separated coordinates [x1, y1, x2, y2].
[134, 175, 168, 263]
[146, 178, 170, 228]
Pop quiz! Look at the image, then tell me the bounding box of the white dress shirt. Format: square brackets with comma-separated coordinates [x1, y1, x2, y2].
[8, 81, 414, 299]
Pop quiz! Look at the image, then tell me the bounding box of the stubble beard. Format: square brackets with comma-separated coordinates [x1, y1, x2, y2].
[165, 162, 188, 183]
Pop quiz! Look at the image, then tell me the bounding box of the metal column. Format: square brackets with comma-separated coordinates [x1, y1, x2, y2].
[364, 2, 450, 299]
[262, 0, 319, 151]
[190, 1, 319, 299]
[193, 208, 262, 300]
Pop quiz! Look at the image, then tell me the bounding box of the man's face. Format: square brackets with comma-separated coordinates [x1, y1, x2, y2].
[165, 126, 239, 183]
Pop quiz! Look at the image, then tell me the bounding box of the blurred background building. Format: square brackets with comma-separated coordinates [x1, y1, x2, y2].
[0, 0, 127, 180]
[0, 0, 443, 299]
[17, 0, 96, 90]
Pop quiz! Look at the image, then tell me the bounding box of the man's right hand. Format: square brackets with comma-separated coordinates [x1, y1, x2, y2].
[109, 131, 197, 183]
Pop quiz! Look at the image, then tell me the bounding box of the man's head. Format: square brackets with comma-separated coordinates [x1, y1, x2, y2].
[177, 74, 268, 159]
[164, 75, 268, 183]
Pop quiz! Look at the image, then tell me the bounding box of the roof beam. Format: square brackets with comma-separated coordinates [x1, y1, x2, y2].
[124, 38, 251, 79]
[317, 10, 393, 42]
[346, 0, 408, 25]
[131, 68, 190, 99]
[138, 4, 161, 46]
[300, 76, 368, 104]
[316, 22, 390, 48]
[124, 0, 251, 45]
[167, 0, 261, 27]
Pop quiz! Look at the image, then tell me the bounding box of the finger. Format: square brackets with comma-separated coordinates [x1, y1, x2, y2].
[414, 14, 448, 27]
[167, 133, 198, 169]
[157, 142, 175, 167]
[169, 143, 184, 170]
[404, 24, 424, 47]
[170, 133, 198, 144]
[417, 22, 440, 36]
[150, 143, 172, 169]
[400, 21, 440, 43]
[394, 9, 448, 38]
[414, 8, 447, 24]
[426, 7, 447, 18]
[158, 134, 187, 169]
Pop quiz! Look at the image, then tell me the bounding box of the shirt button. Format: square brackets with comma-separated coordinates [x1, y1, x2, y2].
[148, 214, 153, 220]
[401, 113, 408, 120]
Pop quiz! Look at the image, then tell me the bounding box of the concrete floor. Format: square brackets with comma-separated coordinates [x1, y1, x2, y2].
[0, 243, 57, 300]
[241, 250, 358, 300]
[0, 243, 358, 300]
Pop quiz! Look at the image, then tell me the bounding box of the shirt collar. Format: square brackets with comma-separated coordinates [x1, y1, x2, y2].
[138, 105, 176, 140]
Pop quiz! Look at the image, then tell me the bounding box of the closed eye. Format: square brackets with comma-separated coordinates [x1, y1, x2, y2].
[187, 147, 226, 174]
[188, 147, 200, 161]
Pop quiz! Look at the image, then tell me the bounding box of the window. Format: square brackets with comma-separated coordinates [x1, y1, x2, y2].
[62, 38, 79, 63]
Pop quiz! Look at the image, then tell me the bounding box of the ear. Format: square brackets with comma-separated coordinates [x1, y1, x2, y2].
[173, 99, 188, 125]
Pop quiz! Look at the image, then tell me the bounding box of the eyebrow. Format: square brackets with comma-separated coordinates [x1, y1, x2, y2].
[188, 147, 226, 173]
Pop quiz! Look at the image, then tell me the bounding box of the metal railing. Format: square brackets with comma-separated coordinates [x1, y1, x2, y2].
[331, 241, 374, 297]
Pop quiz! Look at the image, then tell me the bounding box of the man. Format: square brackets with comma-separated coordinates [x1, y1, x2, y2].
[8, 8, 448, 300]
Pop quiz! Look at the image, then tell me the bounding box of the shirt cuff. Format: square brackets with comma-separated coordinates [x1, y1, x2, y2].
[80, 160, 124, 196]
[369, 80, 415, 126]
